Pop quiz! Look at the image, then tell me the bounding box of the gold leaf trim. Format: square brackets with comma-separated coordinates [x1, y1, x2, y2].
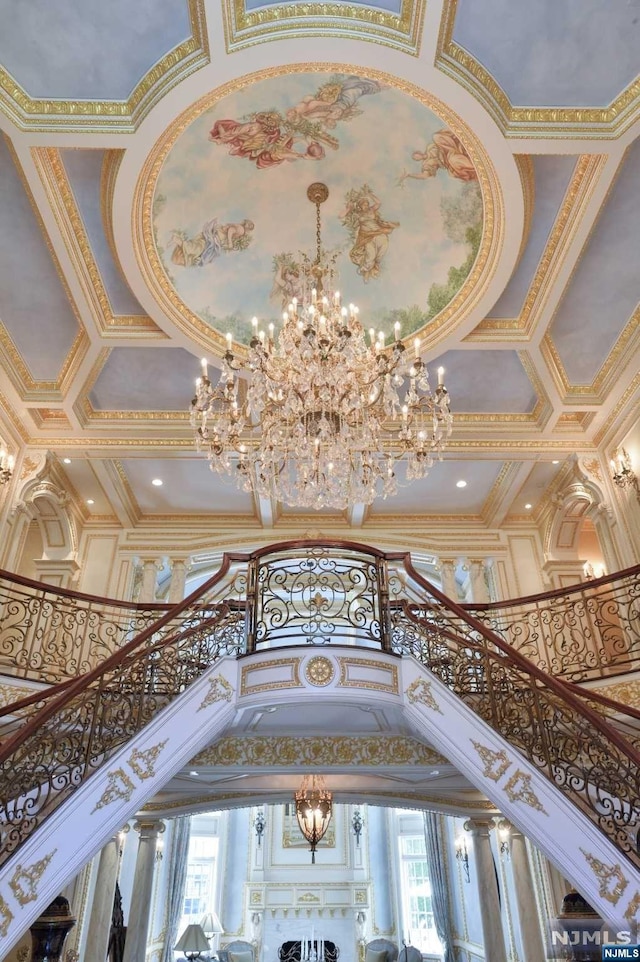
[128, 740, 168, 779]
[305, 655, 336, 687]
[223, 0, 425, 57]
[198, 674, 235, 710]
[0, 0, 209, 131]
[580, 850, 629, 905]
[405, 678, 443, 713]
[92, 768, 136, 811]
[503, 769, 548, 815]
[0, 895, 14, 937]
[436, 0, 640, 138]
[472, 740, 511, 782]
[9, 851, 56, 905]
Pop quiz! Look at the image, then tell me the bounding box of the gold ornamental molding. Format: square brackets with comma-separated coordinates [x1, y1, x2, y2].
[0, 0, 209, 132]
[594, 370, 640, 447]
[337, 656, 399, 693]
[435, 0, 640, 138]
[135, 62, 504, 361]
[222, 0, 425, 56]
[304, 655, 336, 687]
[32, 148, 163, 339]
[467, 155, 608, 342]
[240, 657, 303, 695]
[579, 850, 628, 905]
[193, 734, 447, 768]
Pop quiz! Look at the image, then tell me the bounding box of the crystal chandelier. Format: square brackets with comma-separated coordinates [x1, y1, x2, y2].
[190, 183, 453, 510]
[295, 774, 333, 863]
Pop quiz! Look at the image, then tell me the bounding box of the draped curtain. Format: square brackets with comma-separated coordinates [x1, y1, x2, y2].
[160, 816, 192, 962]
[423, 811, 455, 962]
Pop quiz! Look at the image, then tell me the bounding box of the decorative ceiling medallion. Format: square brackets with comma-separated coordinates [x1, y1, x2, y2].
[305, 655, 335, 687]
[136, 64, 502, 359]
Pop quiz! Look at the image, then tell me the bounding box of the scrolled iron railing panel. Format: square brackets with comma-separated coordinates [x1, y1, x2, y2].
[0, 565, 248, 867]
[391, 598, 640, 869]
[0, 571, 168, 684]
[464, 566, 640, 682]
[248, 545, 388, 650]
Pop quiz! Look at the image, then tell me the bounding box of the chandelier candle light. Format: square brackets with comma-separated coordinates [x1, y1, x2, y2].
[190, 183, 453, 511]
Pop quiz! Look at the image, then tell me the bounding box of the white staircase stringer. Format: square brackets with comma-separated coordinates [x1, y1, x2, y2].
[0, 657, 239, 954]
[401, 656, 640, 929]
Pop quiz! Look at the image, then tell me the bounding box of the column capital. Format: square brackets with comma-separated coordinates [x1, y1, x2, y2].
[463, 817, 494, 837]
[132, 819, 165, 840]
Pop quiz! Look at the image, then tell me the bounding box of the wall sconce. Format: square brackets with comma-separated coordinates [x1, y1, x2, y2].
[155, 837, 164, 862]
[0, 445, 14, 485]
[117, 825, 130, 858]
[610, 448, 640, 502]
[498, 825, 510, 858]
[455, 835, 470, 883]
[254, 810, 266, 846]
[352, 810, 364, 846]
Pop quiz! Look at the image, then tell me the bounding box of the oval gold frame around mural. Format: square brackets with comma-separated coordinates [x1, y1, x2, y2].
[133, 62, 508, 359]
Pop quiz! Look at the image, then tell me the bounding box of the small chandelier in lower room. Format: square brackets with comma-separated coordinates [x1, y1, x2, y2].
[190, 182, 453, 511]
[295, 774, 333, 863]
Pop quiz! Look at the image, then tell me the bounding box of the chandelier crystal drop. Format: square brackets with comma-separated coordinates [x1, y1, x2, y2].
[190, 183, 453, 510]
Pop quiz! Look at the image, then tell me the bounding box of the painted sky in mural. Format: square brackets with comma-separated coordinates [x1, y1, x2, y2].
[153, 72, 483, 345]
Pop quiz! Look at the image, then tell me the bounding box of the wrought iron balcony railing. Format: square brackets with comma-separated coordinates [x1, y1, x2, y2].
[463, 565, 640, 683]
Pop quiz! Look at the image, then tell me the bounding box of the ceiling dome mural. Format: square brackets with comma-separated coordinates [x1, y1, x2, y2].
[150, 70, 486, 346]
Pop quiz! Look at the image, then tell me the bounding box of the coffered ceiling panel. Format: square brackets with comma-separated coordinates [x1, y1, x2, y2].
[452, 0, 640, 107]
[0, 135, 78, 381]
[434, 350, 537, 413]
[549, 138, 640, 385]
[489, 155, 576, 319]
[61, 150, 144, 317]
[369, 460, 505, 516]
[0, 0, 192, 100]
[89, 347, 197, 410]
[118, 457, 256, 515]
[505, 460, 563, 516]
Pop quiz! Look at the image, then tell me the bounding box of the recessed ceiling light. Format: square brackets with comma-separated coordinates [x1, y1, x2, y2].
[552, 460, 560, 465]
[152, 478, 163, 486]
[86, 499, 95, 505]
[456, 480, 467, 488]
[525, 503, 532, 510]
[62, 457, 71, 464]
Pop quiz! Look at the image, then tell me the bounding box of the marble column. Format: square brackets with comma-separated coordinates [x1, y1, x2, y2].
[168, 558, 190, 603]
[439, 560, 458, 600]
[543, 855, 573, 917]
[122, 820, 165, 962]
[464, 819, 507, 962]
[84, 834, 123, 962]
[468, 560, 490, 604]
[500, 821, 545, 962]
[139, 559, 161, 604]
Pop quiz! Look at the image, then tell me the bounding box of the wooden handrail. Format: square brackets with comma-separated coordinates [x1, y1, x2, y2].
[0, 551, 250, 765]
[462, 563, 640, 611]
[400, 554, 640, 768]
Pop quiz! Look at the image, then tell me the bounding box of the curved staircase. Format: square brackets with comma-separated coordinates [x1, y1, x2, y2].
[0, 541, 638, 950]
